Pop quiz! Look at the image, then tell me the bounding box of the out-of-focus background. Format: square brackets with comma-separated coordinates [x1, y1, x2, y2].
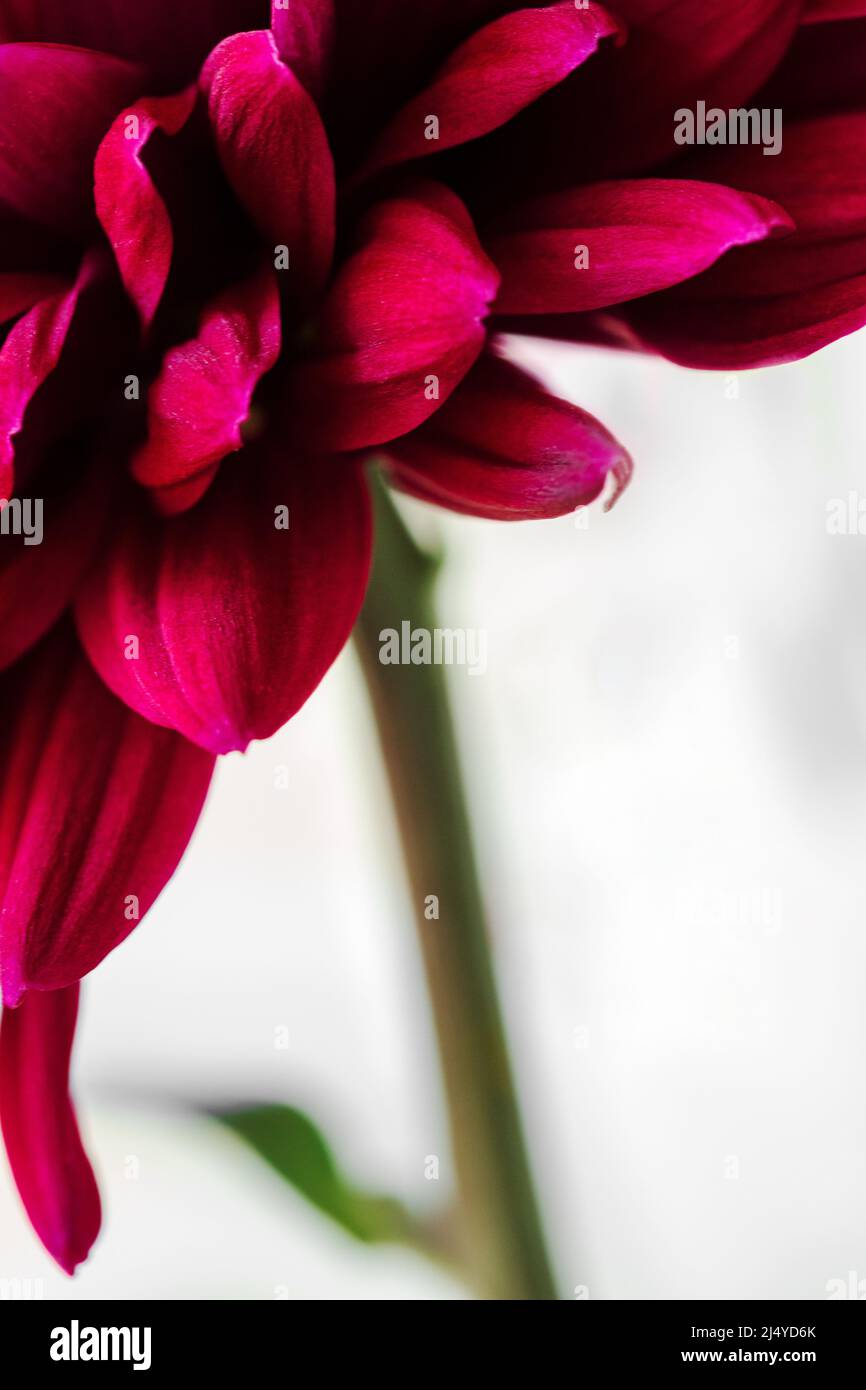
[4, 332, 866, 1301]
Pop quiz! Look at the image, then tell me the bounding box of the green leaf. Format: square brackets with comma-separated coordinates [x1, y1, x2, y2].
[214, 1103, 417, 1246]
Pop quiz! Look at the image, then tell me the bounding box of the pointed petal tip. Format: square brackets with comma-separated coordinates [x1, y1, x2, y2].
[55, 1236, 95, 1278]
[384, 349, 633, 521]
[0, 985, 101, 1277]
[48, 1192, 101, 1274]
[603, 449, 634, 511]
[205, 726, 253, 757]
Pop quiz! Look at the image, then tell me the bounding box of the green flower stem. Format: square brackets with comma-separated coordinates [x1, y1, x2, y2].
[354, 472, 558, 1301]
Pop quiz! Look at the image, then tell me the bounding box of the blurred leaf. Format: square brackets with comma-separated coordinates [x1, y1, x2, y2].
[214, 1103, 419, 1246]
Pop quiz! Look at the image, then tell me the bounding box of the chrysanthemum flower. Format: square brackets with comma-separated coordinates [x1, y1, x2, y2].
[0, 0, 863, 1272]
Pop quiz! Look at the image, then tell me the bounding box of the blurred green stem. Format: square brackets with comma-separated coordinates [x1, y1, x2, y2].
[354, 472, 557, 1301]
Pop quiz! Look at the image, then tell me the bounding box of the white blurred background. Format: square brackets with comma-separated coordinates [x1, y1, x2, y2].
[3, 331, 866, 1300]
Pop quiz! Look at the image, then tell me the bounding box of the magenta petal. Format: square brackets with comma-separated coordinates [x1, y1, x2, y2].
[288, 182, 500, 453]
[202, 30, 336, 296]
[271, 0, 334, 101]
[322, 0, 539, 160]
[384, 349, 631, 520]
[95, 88, 198, 332]
[131, 264, 281, 507]
[0, 43, 143, 235]
[0, 256, 97, 500]
[625, 114, 866, 366]
[0, 984, 100, 1275]
[488, 179, 793, 316]
[76, 451, 372, 756]
[359, 1, 619, 181]
[148, 465, 223, 519]
[629, 278, 866, 368]
[0, 625, 215, 1002]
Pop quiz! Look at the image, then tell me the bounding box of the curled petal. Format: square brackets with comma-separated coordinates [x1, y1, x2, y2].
[0, 256, 98, 500]
[202, 29, 336, 296]
[384, 349, 631, 520]
[487, 179, 792, 316]
[95, 88, 198, 332]
[76, 450, 372, 756]
[271, 0, 334, 101]
[132, 264, 282, 510]
[0, 624, 215, 1003]
[358, 1, 620, 181]
[0, 43, 143, 235]
[0, 984, 100, 1275]
[289, 182, 500, 452]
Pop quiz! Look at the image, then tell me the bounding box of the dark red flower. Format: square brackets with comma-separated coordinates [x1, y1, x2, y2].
[0, 0, 862, 1271]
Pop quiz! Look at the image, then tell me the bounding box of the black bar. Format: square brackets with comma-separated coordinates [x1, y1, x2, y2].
[1, 1298, 863, 1374]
